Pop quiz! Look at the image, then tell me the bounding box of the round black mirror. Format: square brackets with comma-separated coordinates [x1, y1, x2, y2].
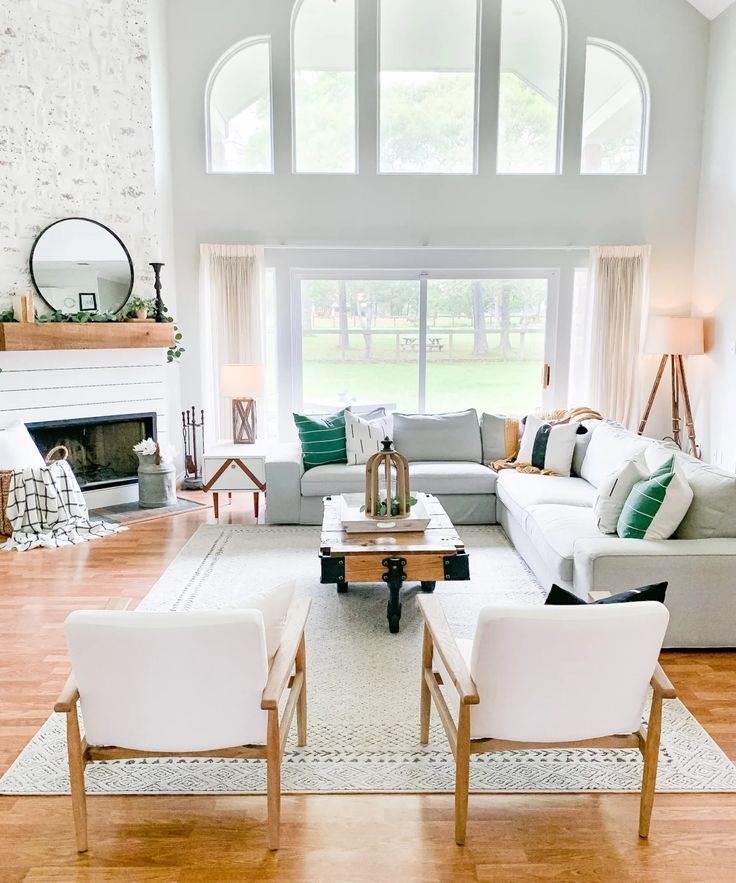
[29, 217, 134, 315]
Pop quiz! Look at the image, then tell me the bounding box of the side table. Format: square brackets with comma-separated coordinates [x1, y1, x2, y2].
[202, 442, 268, 520]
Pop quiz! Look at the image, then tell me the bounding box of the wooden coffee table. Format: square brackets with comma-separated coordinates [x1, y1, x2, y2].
[319, 493, 470, 633]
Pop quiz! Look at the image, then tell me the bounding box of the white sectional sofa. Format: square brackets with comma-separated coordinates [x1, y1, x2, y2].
[266, 411, 736, 648]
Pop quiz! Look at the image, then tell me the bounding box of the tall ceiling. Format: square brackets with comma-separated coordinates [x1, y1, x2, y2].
[685, 0, 735, 19]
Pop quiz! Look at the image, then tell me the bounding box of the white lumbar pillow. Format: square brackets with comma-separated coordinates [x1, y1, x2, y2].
[240, 579, 296, 661]
[345, 409, 391, 466]
[0, 421, 45, 470]
[516, 416, 580, 476]
[594, 453, 647, 534]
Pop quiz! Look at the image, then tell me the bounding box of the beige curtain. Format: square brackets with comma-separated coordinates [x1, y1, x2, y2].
[199, 244, 264, 442]
[588, 245, 651, 428]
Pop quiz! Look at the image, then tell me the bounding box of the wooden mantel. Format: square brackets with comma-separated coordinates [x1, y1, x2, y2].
[0, 322, 175, 351]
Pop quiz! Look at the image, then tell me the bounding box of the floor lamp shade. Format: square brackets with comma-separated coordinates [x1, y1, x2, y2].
[644, 317, 704, 356]
[220, 364, 264, 444]
[639, 317, 704, 458]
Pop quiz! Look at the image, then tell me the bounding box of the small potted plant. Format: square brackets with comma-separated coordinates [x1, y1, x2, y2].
[128, 296, 154, 321]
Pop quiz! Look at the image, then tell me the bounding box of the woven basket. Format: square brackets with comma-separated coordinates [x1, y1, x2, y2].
[0, 445, 69, 537]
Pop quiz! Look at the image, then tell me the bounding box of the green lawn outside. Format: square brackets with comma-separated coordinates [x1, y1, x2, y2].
[303, 359, 544, 415]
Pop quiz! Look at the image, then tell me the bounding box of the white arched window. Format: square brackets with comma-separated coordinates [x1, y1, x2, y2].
[206, 38, 273, 173]
[292, 0, 357, 173]
[379, 0, 480, 174]
[581, 39, 650, 175]
[497, 0, 567, 174]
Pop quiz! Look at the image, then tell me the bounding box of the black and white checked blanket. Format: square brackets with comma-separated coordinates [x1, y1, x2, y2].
[2, 461, 125, 552]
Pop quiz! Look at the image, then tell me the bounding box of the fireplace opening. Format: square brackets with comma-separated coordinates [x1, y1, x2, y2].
[27, 413, 157, 490]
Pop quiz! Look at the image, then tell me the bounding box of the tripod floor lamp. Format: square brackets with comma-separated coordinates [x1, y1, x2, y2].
[638, 316, 704, 458]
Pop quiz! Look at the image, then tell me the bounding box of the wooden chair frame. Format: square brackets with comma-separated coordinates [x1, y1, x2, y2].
[55, 596, 311, 852]
[417, 594, 677, 846]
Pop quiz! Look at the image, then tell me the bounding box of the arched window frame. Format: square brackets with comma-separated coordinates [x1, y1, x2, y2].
[290, 0, 359, 174]
[204, 36, 275, 175]
[581, 38, 651, 176]
[377, 0, 483, 175]
[497, 0, 568, 175]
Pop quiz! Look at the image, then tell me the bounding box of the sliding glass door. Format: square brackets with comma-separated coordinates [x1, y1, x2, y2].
[295, 269, 557, 416]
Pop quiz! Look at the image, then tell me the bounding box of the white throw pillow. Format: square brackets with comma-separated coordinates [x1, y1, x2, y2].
[0, 421, 45, 470]
[579, 420, 652, 489]
[516, 416, 579, 476]
[345, 409, 391, 466]
[594, 454, 646, 534]
[241, 579, 296, 661]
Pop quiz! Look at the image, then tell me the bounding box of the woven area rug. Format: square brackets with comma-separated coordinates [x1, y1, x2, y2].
[2, 524, 735, 795]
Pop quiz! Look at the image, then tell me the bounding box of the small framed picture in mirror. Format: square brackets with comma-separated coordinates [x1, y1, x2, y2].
[79, 292, 97, 312]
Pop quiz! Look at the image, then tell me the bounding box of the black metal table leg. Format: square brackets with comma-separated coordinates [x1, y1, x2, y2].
[421, 581, 436, 593]
[337, 580, 349, 594]
[383, 557, 407, 633]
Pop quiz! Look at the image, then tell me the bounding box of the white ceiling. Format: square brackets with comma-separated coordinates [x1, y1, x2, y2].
[685, 0, 735, 19]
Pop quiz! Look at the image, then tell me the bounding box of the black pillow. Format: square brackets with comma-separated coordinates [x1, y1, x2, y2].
[545, 583, 668, 606]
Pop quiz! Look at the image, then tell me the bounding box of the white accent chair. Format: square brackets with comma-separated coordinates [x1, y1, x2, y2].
[55, 596, 310, 852]
[418, 595, 675, 845]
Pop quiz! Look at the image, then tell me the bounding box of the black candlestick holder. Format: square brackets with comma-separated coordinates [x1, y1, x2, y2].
[150, 262, 165, 322]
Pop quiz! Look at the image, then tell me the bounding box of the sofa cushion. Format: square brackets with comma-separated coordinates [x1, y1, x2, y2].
[523, 504, 603, 584]
[572, 419, 601, 476]
[408, 462, 497, 496]
[496, 471, 597, 529]
[579, 420, 652, 489]
[301, 463, 367, 497]
[393, 410, 482, 464]
[593, 453, 647, 534]
[644, 443, 736, 539]
[480, 413, 517, 463]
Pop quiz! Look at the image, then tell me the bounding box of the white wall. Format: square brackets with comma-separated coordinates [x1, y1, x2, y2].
[161, 0, 710, 427]
[690, 2, 736, 468]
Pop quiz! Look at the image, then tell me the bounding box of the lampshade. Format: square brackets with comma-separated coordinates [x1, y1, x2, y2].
[220, 363, 264, 398]
[644, 317, 704, 356]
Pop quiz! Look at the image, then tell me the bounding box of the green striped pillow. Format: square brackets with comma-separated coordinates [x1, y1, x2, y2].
[617, 456, 693, 540]
[293, 410, 348, 471]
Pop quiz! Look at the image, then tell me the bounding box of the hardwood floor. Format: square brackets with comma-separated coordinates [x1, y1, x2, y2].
[1, 496, 735, 882]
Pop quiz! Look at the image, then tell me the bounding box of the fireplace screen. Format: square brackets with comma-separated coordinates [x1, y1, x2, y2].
[27, 413, 157, 490]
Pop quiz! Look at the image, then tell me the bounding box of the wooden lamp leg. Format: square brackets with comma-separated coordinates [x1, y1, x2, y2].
[638, 355, 668, 437]
[676, 355, 699, 458]
[671, 356, 682, 447]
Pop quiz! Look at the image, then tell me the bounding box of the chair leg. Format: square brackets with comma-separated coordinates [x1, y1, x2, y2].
[455, 705, 471, 846]
[296, 635, 307, 748]
[420, 624, 432, 745]
[639, 693, 663, 838]
[66, 706, 88, 853]
[266, 710, 281, 850]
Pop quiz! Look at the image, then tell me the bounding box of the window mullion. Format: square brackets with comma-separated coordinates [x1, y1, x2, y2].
[418, 273, 428, 413]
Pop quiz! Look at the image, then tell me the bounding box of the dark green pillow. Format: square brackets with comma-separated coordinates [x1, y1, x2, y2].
[293, 410, 348, 471]
[545, 583, 668, 606]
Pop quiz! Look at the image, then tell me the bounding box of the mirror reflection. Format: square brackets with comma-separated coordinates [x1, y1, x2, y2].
[30, 218, 134, 315]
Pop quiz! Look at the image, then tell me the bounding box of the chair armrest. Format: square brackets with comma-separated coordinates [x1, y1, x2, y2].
[54, 598, 132, 713]
[417, 594, 479, 705]
[261, 596, 311, 710]
[651, 662, 676, 699]
[54, 673, 79, 713]
[105, 597, 133, 611]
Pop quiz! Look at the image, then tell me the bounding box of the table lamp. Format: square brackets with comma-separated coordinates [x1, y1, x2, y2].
[220, 363, 264, 444]
[638, 317, 704, 457]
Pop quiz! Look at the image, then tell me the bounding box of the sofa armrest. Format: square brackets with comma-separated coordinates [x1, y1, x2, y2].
[574, 536, 736, 595]
[265, 443, 304, 524]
